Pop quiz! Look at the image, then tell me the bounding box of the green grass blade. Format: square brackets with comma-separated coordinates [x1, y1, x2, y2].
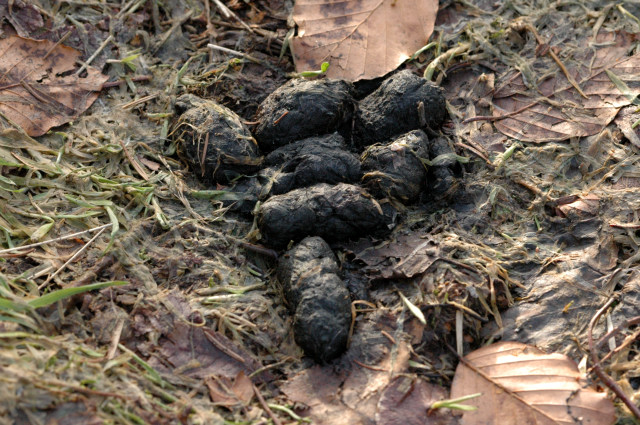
[28, 281, 128, 308]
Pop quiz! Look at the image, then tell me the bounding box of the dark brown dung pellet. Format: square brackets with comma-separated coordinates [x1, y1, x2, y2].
[173, 94, 261, 183]
[353, 70, 447, 147]
[253, 79, 354, 152]
[277, 236, 351, 362]
[361, 129, 430, 203]
[257, 183, 391, 249]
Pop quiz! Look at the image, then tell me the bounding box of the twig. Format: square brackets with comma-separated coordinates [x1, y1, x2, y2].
[102, 75, 152, 88]
[35, 379, 131, 400]
[106, 316, 126, 360]
[0, 224, 112, 255]
[512, 20, 587, 99]
[202, 329, 247, 363]
[119, 138, 150, 181]
[455, 141, 493, 168]
[594, 315, 640, 366]
[588, 297, 640, 419]
[121, 94, 159, 110]
[462, 99, 541, 125]
[253, 383, 283, 425]
[353, 359, 388, 372]
[75, 35, 114, 76]
[424, 42, 471, 81]
[39, 226, 109, 289]
[238, 242, 278, 259]
[207, 43, 264, 65]
[210, 0, 254, 34]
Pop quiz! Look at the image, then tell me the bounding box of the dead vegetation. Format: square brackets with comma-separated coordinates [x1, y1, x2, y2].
[1, 0, 640, 424]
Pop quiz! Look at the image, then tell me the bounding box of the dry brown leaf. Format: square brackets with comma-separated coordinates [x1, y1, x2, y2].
[0, 35, 108, 136]
[450, 341, 616, 425]
[205, 371, 254, 408]
[280, 314, 411, 424]
[376, 375, 455, 425]
[492, 31, 640, 142]
[291, 0, 438, 81]
[555, 194, 600, 219]
[347, 233, 439, 279]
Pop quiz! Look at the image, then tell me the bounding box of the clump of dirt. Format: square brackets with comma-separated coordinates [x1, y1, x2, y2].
[173, 94, 262, 183]
[353, 70, 447, 147]
[277, 236, 351, 362]
[253, 78, 355, 151]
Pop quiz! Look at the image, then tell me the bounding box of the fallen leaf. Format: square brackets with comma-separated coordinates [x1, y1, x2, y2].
[555, 194, 600, 219]
[0, 35, 108, 136]
[280, 313, 411, 424]
[291, 0, 438, 81]
[205, 371, 254, 408]
[614, 105, 640, 149]
[347, 233, 439, 279]
[376, 375, 455, 425]
[492, 31, 640, 142]
[450, 341, 616, 425]
[0, 0, 43, 38]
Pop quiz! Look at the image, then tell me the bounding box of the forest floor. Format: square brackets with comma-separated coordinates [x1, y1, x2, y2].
[1, 0, 640, 424]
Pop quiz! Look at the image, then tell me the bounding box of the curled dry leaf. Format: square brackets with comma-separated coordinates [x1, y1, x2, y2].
[291, 0, 439, 81]
[493, 31, 640, 142]
[450, 341, 616, 425]
[0, 36, 108, 136]
[555, 194, 600, 219]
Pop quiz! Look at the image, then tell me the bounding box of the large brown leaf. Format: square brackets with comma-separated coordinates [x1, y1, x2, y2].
[450, 341, 616, 425]
[0, 36, 108, 136]
[291, 0, 438, 81]
[493, 31, 640, 142]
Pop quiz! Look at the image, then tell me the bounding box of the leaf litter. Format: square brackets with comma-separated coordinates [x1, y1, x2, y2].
[1, 0, 640, 424]
[0, 36, 108, 137]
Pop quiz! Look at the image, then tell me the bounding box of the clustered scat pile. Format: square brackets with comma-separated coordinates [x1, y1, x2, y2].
[172, 70, 458, 362]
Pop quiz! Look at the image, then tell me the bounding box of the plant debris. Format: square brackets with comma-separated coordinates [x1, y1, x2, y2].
[0, 36, 108, 136]
[2, 0, 640, 423]
[291, 0, 439, 81]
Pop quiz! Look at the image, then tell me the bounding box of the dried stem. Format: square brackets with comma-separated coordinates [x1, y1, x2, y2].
[588, 297, 640, 419]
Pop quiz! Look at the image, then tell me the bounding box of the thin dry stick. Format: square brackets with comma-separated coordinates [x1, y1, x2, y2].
[516, 21, 588, 99]
[121, 93, 159, 110]
[210, 0, 254, 34]
[595, 316, 640, 350]
[75, 35, 114, 76]
[588, 298, 640, 419]
[38, 226, 109, 290]
[253, 383, 283, 425]
[106, 316, 126, 360]
[0, 224, 112, 255]
[207, 43, 264, 65]
[599, 326, 640, 366]
[119, 138, 149, 181]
